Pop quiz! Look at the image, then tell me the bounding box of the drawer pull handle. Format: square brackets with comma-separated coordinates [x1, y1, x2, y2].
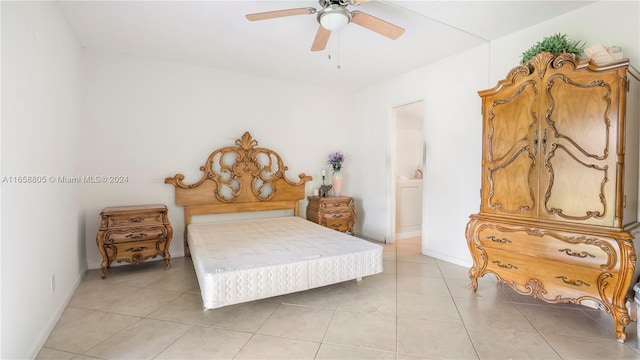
[126, 233, 147, 239]
[555, 276, 590, 287]
[332, 213, 343, 218]
[129, 218, 143, 223]
[558, 248, 595, 258]
[487, 235, 511, 244]
[332, 202, 341, 207]
[492, 260, 517, 269]
[126, 246, 147, 252]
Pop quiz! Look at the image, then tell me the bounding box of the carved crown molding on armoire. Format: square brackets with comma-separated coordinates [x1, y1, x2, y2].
[466, 51, 640, 343]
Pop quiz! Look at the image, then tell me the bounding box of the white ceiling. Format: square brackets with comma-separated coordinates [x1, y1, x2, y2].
[58, 0, 595, 90]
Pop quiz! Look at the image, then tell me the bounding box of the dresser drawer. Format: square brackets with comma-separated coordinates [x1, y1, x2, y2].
[321, 210, 354, 233]
[111, 239, 166, 264]
[107, 213, 164, 227]
[484, 248, 614, 302]
[105, 226, 167, 244]
[476, 223, 616, 271]
[324, 218, 350, 232]
[322, 210, 351, 221]
[318, 199, 351, 210]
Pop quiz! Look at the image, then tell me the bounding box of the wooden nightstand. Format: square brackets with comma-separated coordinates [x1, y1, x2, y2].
[306, 196, 356, 234]
[96, 204, 173, 279]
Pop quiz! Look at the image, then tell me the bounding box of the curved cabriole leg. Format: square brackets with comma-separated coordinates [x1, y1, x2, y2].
[165, 226, 173, 269]
[465, 218, 480, 293]
[100, 261, 108, 279]
[613, 306, 631, 343]
[96, 231, 109, 279]
[469, 268, 479, 293]
[613, 239, 636, 343]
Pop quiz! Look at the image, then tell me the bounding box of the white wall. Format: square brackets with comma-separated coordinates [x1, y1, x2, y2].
[353, 44, 489, 261]
[80, 51, 356, 269]
[1, 2, 83, 358]
[421, 47, 490, 265]
[352, 0, 639, 266]
[490, 1, 640, 81]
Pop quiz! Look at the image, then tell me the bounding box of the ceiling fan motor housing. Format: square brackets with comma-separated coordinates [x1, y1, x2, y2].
[317, 4, 352, 30]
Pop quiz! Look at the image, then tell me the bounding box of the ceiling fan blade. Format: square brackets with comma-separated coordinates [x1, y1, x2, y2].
[350, 10, 404, 40]
[311, 26, 331, 51]
[246, 7, 316, 21]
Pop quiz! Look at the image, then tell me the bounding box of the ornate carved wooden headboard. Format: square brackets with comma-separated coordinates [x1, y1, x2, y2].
[165, 131, 312, 255]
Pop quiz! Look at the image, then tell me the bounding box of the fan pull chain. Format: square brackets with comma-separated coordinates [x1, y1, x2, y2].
[336, 31, 341, 69]
[327, 31, 341, 69]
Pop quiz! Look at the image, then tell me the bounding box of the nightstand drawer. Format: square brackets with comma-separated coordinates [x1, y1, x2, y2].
[107, 213, 164, 227]
[105, 226, 167, 244]
[325, 219, 350, 232]
[112, 239, 166, 265]
[321, 200, 351, 210]
[322, 210, 351, 221]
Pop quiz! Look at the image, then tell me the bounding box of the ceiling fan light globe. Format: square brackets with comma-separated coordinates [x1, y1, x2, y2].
[318, 6, 350, 31]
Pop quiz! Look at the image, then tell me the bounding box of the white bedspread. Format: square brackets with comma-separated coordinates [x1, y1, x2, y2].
[187, 216, 384, 309]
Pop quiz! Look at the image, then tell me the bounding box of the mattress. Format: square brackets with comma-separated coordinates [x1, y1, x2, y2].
[187, 216, 384, 309]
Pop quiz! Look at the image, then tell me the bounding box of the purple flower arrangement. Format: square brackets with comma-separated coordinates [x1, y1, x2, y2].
[328, 152, 344, 172]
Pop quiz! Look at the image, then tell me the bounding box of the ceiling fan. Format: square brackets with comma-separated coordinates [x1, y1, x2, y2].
[246, 0, 405, 51]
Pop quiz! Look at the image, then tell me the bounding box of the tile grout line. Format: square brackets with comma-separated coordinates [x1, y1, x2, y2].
[438, 258, 481, 360]
[395, 241, 399, 360]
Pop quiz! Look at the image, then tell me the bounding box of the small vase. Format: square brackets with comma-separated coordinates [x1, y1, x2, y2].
[331, 170, 343, 196]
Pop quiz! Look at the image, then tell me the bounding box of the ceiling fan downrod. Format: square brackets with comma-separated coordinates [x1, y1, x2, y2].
[319, 0, 366, 6]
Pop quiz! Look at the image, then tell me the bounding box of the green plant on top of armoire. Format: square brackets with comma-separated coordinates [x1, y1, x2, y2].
[520, 33, 586, 64]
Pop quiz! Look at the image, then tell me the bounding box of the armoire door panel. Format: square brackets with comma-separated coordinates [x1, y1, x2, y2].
[485, 149, 537, 216]
[543, 146, 611, 224]
[486, 81, 537, 162]
[545, 74, 615, 159]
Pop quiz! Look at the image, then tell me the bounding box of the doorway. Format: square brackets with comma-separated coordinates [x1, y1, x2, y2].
[391, 100, 424, 243]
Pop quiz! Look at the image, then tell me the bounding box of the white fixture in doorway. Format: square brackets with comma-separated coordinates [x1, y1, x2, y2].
[390, 100, 424, 242]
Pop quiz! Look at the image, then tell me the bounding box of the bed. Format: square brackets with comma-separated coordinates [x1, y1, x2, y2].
[165, 131, 383, 309]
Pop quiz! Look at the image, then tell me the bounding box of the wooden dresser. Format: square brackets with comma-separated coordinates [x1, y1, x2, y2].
[96, 204, 173, 279]
[307, 196, 356, 234]
[466, 52, 640, 342]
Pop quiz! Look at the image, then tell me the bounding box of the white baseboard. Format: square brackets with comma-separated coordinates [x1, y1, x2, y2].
[30, 267, 86, 359]
[422, 249, 473, 268]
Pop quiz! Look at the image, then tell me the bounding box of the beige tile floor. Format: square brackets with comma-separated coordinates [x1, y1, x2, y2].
[37, 237, 640, 359]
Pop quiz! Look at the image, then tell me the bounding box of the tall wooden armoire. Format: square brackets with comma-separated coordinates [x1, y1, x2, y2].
[466, 52, 640, 342]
